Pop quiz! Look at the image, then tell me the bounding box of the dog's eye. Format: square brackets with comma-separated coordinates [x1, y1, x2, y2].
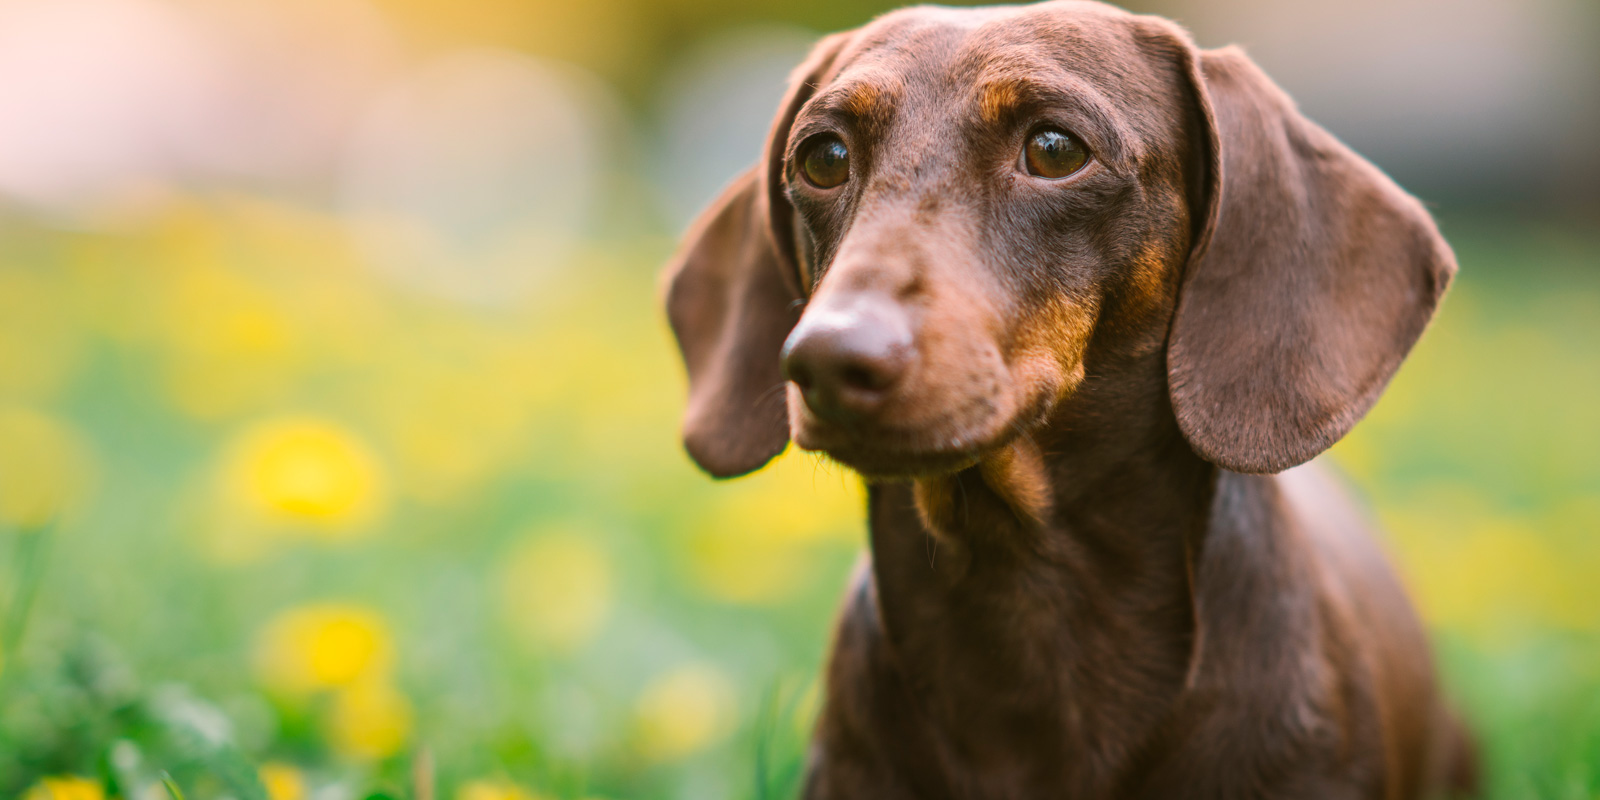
[1024, 127, 1089, 179]
[801, 135, 850, 189]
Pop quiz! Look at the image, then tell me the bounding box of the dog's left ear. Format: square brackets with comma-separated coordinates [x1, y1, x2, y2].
[662, 32, 854, 478]
[1167, 45, 1457, 474]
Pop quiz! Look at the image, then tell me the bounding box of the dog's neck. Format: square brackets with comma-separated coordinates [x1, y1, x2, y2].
[899, 347, 1214, 583]
[867, 348, 1218, 785]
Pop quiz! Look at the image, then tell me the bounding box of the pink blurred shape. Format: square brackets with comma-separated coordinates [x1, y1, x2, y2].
[0, 0, 396, 227]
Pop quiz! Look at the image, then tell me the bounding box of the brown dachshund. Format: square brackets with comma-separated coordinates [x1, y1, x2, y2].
[662, 2, 1476, 797]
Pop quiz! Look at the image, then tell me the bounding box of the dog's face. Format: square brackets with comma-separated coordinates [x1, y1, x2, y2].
[776, 4, 1194, 477]
[664, 0, 1454, 482]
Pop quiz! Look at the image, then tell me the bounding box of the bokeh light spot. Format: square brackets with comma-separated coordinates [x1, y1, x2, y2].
[258, 762, 307, 800]
[223, 416, 386, 534]
[498, 527, 614, 654]
[328, 677, 413, 761]
[684, 451, 861, 604]
[22, 776, 104, 800]
[0, 406, 93, 528]
[0, 268, 84, 402]
[633, 663, 736, 762]
[455, 779, 549, 800]
[341, 49, 612, 305]
[254, 603, 395, 694]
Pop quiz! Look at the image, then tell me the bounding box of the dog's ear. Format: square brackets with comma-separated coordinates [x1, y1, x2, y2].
[1167, 46, 1457, 474]
[663, 33, 853, 478]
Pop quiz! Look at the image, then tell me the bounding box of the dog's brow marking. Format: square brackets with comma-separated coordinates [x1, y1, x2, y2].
[843, 82, 891, 119]
[978, 79, 1024, 125]
[811, 76, 904, 126]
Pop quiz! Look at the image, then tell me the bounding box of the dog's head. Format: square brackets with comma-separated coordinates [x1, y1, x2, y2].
[663, 0, 1454, 481]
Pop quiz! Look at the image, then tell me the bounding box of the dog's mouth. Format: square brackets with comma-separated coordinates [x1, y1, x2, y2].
[790, 392, 1053, 480]
[798, 428, 998, 479]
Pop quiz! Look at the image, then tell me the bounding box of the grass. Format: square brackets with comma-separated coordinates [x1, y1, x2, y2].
[0, 209, 1596, 799]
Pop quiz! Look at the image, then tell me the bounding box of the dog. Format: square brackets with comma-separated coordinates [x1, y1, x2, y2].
[662, 2, 1476, 797]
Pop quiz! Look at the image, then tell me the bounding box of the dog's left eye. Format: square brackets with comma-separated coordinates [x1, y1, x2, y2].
[1024, 127, 1089, 179]
[800, 135, 851, 189]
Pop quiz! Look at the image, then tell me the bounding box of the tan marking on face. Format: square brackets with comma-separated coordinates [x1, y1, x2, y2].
[1125, 239, 1176, 318]
[911, 478, 974, 579]
[977, 436, 1052, 525]
[1103, 237, 1183, 355]
[842, 81, 894, 120]
[1010, 294, 1100, 403]
[913, 477, 956, 535]
[977, 80, 1022, 125]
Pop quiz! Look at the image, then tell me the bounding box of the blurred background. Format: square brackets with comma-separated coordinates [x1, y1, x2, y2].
[0, 0, 1594, 797]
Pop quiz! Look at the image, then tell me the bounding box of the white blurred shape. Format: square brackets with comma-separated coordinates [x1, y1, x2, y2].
[178, 0, 398, 182]
[340, 50, 608, 305]
[655, 27, 818, 228]
[1168, 0, 1600, 193]
[0, 0, 397, 227]
[0, 0, 213, 222]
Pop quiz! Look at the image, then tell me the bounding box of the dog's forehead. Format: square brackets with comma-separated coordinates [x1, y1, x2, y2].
[832, 1, 1149, 97]
[796, 2, 1171, 168]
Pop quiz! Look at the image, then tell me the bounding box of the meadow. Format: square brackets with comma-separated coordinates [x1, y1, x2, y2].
[0, 0, 1597, 797]
[1, 201, 1596, 799]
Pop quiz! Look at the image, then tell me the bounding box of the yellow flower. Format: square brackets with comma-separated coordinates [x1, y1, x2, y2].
[156, 257, 300, 420]
[0, 268, 83, 403]
[255, 603, 394, 694]
[328, 677, 413, 761]
[455, 778, 549, 800]
[360, 328, 549, 507]
[258, 762, 307, 800]
[634, 663, 736, 762]
[22, 775, 103, 800]
[0, 406, 92, 529]
[498, 527, 613, 653]
[222, 417, 386, 536]
[685, 450, 862, 604]
[1384, 487, 1600, 643]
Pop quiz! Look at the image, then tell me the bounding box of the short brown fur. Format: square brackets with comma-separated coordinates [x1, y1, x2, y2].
[661, 2, 1475, 797]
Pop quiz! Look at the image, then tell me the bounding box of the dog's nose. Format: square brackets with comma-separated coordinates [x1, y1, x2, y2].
[781, 294, 913, 425]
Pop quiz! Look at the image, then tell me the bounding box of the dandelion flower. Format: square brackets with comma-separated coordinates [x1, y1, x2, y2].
[258, 762, 307, 800]
[0, 407, 91, 529]
[634, 663, 735, 762]
[328, 677, 413, 761]
[498, 528, 613, 653]
[686, 450, 861, 604]
[455, 779, 548, 800]
[255, 603, 394, 694]
[22, 775, 103, 800]
[222, 416, 385, 535]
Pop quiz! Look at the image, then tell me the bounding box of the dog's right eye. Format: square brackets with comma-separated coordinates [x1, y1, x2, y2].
[1024, 127, 1089, 179]
[800, 135, 850, 189]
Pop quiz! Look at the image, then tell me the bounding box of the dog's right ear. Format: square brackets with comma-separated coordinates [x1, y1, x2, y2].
[1164, 45, 1456, 475]
[663, 32, 854, 478]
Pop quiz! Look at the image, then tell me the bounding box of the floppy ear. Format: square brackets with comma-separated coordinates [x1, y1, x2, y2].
[1167, 46, 1457, 474]
[662, 33, 853, 478]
